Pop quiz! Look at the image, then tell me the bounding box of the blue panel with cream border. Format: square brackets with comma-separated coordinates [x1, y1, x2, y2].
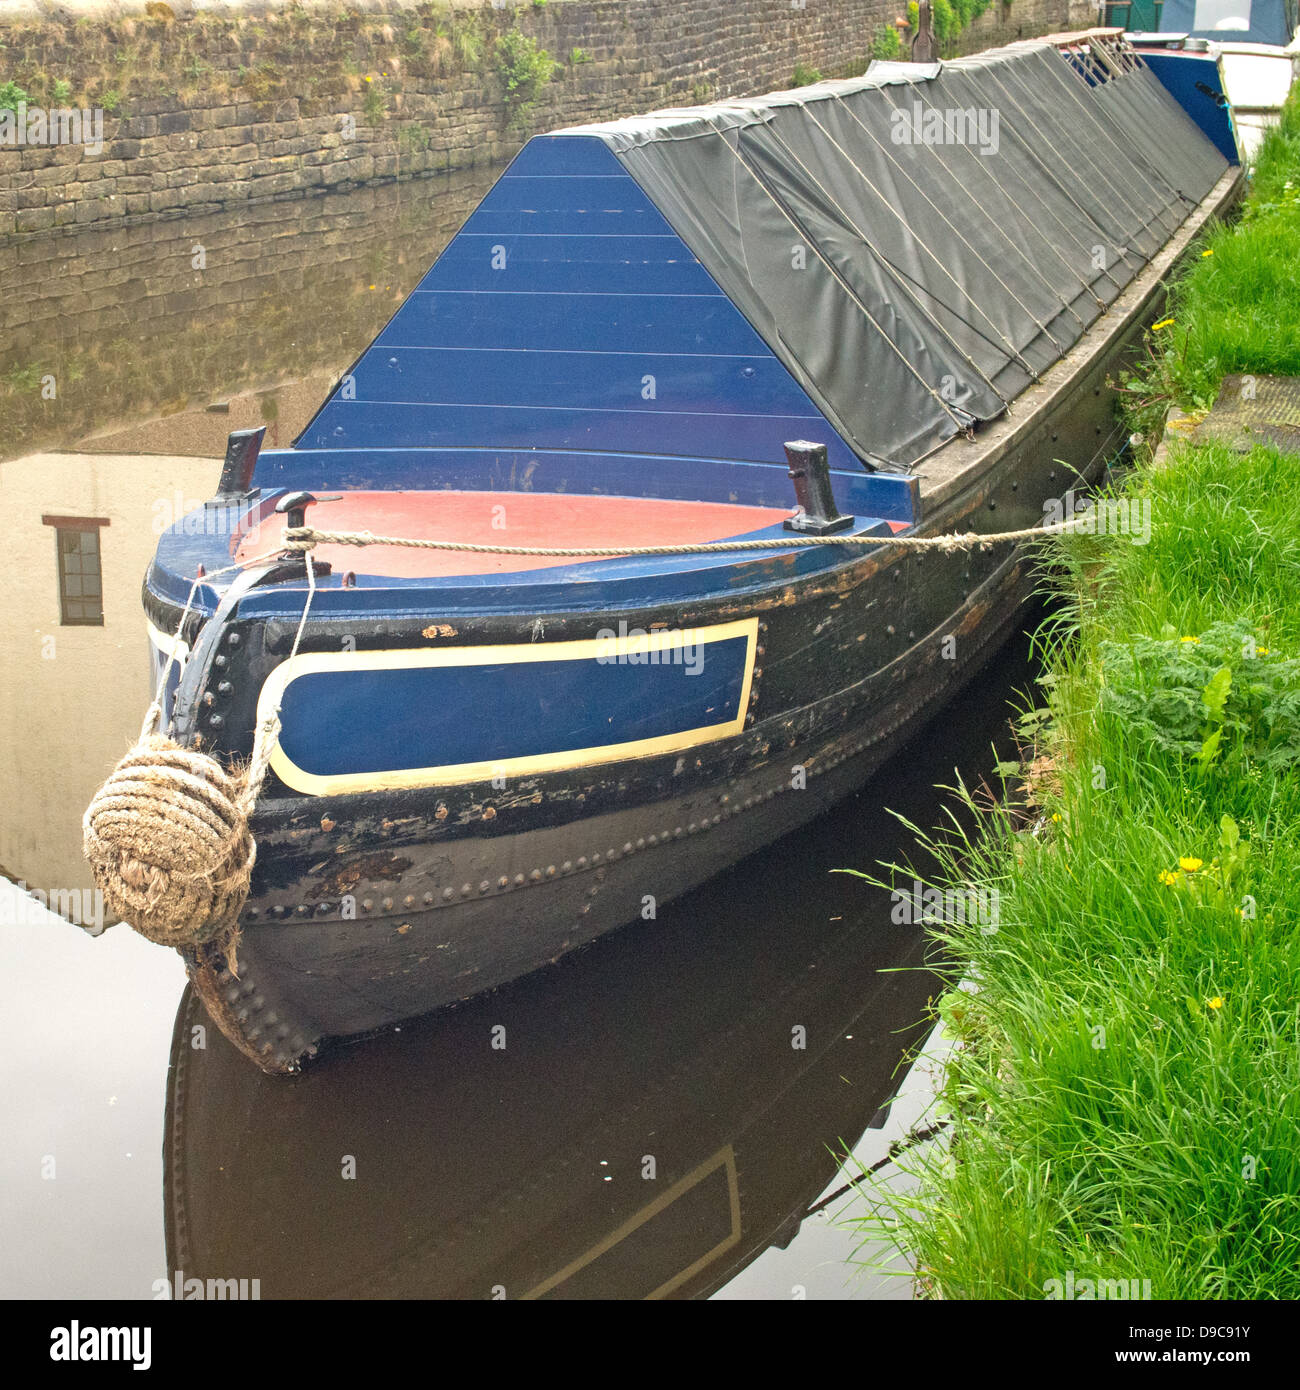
[261, 622, 758, 795]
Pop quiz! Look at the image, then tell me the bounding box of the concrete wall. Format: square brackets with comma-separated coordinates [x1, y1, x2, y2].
[0, 0, 1097, 238]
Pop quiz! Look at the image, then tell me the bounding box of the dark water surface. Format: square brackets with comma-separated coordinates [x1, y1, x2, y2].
[2, 174, 1042, 1299]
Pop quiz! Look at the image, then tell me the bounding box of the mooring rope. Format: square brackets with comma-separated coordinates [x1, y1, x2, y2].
[283, 513, 1099, 559]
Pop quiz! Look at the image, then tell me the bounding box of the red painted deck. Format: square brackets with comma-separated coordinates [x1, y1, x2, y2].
[238, 490, 795, 579]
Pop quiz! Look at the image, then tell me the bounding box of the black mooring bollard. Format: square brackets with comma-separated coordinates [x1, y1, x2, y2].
[783, 440, 854, 535]
[212, 427, 266, 505]
[275, 491, 319, 532]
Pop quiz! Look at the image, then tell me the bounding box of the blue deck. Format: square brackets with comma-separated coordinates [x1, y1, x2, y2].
[141, 129, 924, 621]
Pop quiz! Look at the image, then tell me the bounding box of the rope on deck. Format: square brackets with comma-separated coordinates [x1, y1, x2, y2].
[282, 514, 1098, 559]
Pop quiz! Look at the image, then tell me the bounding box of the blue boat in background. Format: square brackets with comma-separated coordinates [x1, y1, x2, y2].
[1112, 0, 1299, 156]
[130, 33, 1242, 1072]
[1121, 32, 1244, 161]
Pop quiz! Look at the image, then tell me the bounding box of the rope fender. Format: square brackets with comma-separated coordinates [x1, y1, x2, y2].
[82, 553, 316, 968]
[82, 728, 256, 950]
[82, 707, 284, 966]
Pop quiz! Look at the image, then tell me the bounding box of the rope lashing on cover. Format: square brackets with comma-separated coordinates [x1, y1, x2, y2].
[854, 86, 1126, 307]
[282, 514, 1101, 559]
[759, 112, 1042, 387]
[83, 551, 318, 969]
[704, 128, 973, 435]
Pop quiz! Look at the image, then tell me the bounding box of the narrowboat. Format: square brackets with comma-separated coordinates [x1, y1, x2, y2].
[132, 34, 1241, 1072]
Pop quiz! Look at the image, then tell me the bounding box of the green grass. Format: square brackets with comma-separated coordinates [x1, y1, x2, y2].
[496, 27, 558, 128]
[870, 25, 904, 62]
[844, 93, 1300, 1300]
[1120, 96, 1300, 427]
[0, 79, 29, 113]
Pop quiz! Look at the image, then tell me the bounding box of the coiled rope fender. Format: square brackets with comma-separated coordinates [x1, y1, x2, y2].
[82, 551, 316, 968]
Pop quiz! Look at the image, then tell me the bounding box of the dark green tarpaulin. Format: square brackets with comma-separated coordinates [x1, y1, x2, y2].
[563, 41, 1228, 468]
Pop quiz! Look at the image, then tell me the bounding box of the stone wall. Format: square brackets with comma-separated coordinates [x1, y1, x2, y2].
[957, 0, 1099, 53]
[0, 0, 1096, 240]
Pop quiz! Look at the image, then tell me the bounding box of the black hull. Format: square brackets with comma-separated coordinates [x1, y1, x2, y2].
[197, 543, 1037, 1071]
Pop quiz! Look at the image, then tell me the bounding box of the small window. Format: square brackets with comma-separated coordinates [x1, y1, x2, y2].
[44, 516, 108, 626]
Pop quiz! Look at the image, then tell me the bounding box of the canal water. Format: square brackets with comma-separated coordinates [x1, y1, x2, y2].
[0, 167, 497, 464]
[0, 172, 1043, 1300]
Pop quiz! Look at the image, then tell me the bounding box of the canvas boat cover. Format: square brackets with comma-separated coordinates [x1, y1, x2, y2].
[1156, 0, 1298, 47]
[297, 40, 1228, 474]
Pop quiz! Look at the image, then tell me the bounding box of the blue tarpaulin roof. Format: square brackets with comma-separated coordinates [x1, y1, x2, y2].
[1158, 0, 1297, 46]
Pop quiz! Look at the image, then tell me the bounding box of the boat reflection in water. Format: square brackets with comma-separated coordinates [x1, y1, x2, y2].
[162, 624, 1040, 1300]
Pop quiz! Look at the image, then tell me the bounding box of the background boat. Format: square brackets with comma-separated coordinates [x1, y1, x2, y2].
[1111, 0, 1299, 156]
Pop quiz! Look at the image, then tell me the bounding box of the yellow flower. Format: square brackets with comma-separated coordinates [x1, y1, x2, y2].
[1258, 647, 1270, 655]
[365, 75, 373, 83]
[1158, 870, 1178, 886]
[1051, 812, 1061, 823]
[1180, 635, 1200, 644]
[1179, 857, 1203, 873]
[1152, 318, 1175, 330]
[1206, 997, 1223, 1009]
[1201, 248, 1214, 257]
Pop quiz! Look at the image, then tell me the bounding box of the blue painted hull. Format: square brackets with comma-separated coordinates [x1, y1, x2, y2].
[191, 534, 1043, 1072]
